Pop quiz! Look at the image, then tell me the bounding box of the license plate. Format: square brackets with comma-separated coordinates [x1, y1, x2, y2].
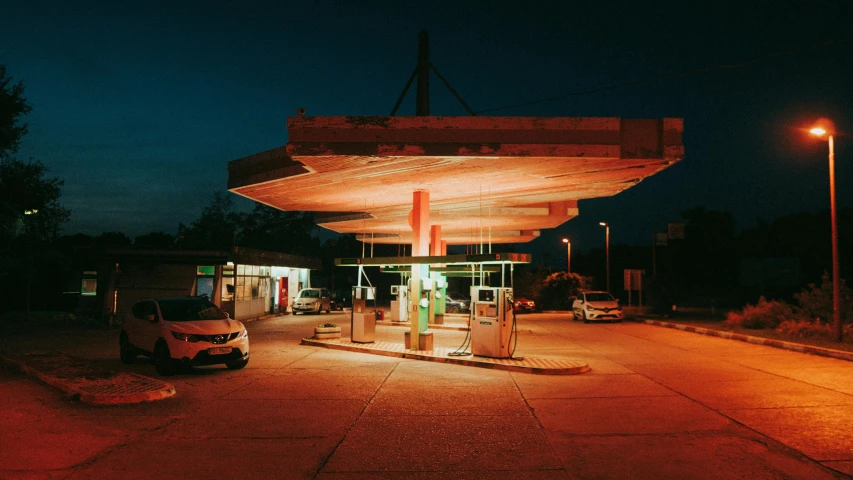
[209, 347, 232, 355]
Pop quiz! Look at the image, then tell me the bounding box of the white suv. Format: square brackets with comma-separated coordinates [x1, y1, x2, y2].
[572, 291, 623, 323]
[120, 297, 249, 376]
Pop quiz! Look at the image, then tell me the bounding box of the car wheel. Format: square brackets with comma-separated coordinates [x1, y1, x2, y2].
[583, 312, 590, 324]
[153, 340, 176, 376]
[119, 331, 135, 364]
[226, 358, 249, 370]
[326, 304, 331, 314]
[448, 306, 459, 314]
[316, 303, 322, 315]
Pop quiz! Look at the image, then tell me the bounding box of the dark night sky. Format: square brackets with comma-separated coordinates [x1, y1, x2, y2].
[2, 1, 852, 257]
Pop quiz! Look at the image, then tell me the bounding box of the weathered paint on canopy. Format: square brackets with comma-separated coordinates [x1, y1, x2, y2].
[228, 116, 683, 244]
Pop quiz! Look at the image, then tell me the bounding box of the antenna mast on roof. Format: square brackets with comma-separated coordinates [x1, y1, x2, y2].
[390, 30, 477, 116]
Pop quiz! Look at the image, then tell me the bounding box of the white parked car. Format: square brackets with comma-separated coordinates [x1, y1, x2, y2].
[292, 288, 332, 314]
[572, 291, 623, 323]
[120, 297, 249, 375]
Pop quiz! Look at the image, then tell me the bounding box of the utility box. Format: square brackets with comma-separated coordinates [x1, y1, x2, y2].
[470, 287, 514, 358]
[351, 286, 376, 343]
[352, 312, 375, 343]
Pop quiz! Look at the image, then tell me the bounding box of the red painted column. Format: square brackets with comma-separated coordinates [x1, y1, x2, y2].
[429, 225, 442, 256]
[412, 191, 430, 256]
[409, 190, 430, 349]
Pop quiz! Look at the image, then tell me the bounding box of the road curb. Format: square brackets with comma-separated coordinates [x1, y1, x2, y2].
[301, 337, 590, 375]
[642, 319, 853, 362]
[0, 352, 176, 405]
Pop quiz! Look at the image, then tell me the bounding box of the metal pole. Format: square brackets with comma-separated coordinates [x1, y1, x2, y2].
[605, 225, 611, 292]
[416, 30, 430, 116]
[562, 238, 571, 273]
[652, 232, 657, 276]
[829, 135, 842, 342]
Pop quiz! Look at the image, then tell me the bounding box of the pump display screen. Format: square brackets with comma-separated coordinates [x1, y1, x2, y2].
[478, 289, 495, 302]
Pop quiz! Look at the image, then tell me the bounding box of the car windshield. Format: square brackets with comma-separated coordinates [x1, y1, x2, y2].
[586, 293, 615, 302]
[157, 298, 228, 322]
[297, 289, 319, 298]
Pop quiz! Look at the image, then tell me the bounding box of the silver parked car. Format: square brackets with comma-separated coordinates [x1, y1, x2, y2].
[292, 288, 332, 314]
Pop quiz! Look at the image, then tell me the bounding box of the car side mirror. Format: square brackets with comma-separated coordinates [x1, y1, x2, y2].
[146, 313, 157, 322]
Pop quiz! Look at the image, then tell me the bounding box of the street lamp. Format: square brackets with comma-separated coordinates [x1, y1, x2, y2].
[599, 222, 610, 292]
[23, 209, 38, 318]
[561, 238, 571, 273]
[809, 119, 842, 342]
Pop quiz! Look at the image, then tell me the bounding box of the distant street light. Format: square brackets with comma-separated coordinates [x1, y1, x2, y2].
[809, 119, 842, 342]
[599, 222, 610, 292]
[562, 238, 571, 273]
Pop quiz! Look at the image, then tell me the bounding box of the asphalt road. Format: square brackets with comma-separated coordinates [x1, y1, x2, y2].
[1, 312, 852, 479]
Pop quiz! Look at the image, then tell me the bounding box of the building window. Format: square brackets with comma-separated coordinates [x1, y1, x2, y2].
[80, 271, 97, 296]
[81, 279, 97, 296]
[232, 264, 270, 301]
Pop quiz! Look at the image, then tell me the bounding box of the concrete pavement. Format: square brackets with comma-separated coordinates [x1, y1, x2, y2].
[1, 312, 851, 479]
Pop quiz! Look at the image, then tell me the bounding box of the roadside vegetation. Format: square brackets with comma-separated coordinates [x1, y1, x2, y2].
[712, 273, 853, 347]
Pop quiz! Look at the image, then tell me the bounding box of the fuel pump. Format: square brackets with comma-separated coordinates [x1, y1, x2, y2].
[389, 285, 408, 322]
[470, 287, 514, 358]
[351, 286, 376, 343]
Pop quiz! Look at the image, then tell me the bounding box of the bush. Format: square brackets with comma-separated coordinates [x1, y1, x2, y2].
[724, 297, 800, 329]
[536, 271, 585, 310]
[793, 272, 853, 325]
[776, 319, 830, 338]
[777, 319, 853, 342]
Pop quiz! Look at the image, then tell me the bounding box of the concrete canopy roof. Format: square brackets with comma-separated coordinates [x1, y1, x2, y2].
[228, 116, 683, 245]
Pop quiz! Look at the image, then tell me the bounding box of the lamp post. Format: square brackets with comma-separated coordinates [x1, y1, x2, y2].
[599, 222, 610, 292]
[562, 238, 571, 273]
[23, 209, 38, 318]
[810, 120, 842, 342]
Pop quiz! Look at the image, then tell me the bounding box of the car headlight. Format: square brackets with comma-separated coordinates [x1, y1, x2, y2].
[616, 305, 623, 311]
[586, 304, 594, 311]
[236, 329, 248, 340]
[171, 331, 202, 342]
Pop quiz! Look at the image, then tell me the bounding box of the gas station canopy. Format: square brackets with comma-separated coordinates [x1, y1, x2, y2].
[228, 116, 684, 245]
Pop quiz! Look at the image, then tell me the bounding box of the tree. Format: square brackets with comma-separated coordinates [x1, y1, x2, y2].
[0, 67, 69, 245]
[240, 204, 318, 256]
[134, 232, 175, 249]
[178, 192, 243, 250]
[0, 65, 32, 159]
[677, 206, 737, 293]
[536, 271, 585, 310]
[0, 158, 70, 242]
[93, 232, 132, 248]
[0, 158, 70, 315]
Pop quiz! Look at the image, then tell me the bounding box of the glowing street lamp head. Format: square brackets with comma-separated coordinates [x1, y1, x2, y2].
[599, 222, 608, 227]
[562, 238, 569, 244]
[809, 118, 835, 138]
